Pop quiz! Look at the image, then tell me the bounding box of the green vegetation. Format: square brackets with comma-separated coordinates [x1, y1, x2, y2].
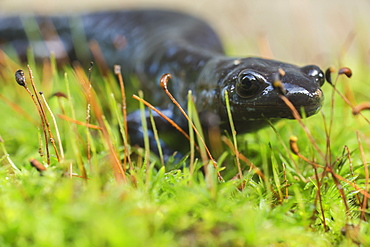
[0, 49, 369, 246]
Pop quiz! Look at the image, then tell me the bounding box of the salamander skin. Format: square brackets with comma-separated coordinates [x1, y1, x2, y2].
[0, 10, 324, 151]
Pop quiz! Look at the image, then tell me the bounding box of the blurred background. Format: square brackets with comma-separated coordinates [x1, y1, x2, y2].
[0, 0, 369, 73]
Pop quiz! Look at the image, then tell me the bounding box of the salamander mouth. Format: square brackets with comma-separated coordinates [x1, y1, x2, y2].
[269, 87, 324, 119]
[224, 100, 323, 134]
[239, 103, 322, 121]
[269, 103, 322, 119]
[236, 88, 324, 121]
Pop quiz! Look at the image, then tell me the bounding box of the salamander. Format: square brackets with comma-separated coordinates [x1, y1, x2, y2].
[0, 10, 325, 155]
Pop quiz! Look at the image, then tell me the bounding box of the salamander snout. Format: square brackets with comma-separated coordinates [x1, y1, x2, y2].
[281, 65, 325, 117]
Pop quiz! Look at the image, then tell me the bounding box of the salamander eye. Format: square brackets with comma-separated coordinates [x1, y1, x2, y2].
[301, 65, 325, 87]
[236, 71, 262, 98]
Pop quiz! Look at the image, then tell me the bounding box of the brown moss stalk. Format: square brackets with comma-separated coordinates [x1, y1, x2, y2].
[356, 131, 369, 222]
[15, 68, 51, 165]
[159, 73, 223, 181]
[39, 92, 63, 160]
[114, 65, 132, 170]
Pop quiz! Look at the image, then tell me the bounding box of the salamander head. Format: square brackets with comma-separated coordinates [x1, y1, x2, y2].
[218, 57, 324, 132]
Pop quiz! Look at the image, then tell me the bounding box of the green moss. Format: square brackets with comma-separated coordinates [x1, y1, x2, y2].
[0, 50, 369, 246]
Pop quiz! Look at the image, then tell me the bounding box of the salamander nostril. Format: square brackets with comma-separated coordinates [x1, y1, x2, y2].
[316, 71, 325, 87]
[300, 65, 325, 87]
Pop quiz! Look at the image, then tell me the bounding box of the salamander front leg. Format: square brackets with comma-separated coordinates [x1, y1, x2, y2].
[126, 108, 184, 163]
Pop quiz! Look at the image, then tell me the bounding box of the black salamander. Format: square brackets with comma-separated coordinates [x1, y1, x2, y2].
[0, 10, 324, 155]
